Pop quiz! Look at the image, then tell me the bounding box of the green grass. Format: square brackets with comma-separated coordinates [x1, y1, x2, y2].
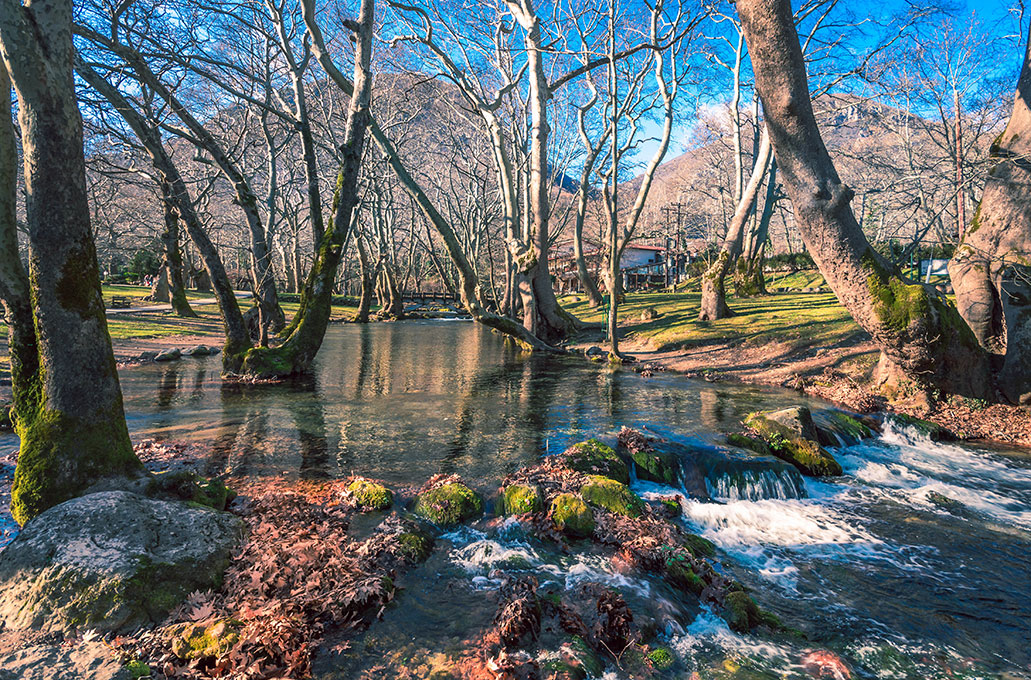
[102, 284, 213, 305]
[561, 289, 864, 354]
[765, 270, 827, 290]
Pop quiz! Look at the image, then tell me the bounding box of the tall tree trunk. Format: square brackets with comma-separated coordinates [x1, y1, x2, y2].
[699, 128, 772, 320]
[737, 0, 990, 400]
[355, 233, 374, 323]
[735, 157, 778, 297]
[238, 0, 375, 379]
[949, 21, 1031, 404]
[75, 58, 252, 371]
[1, 0, 142, 525]
[158, 180, 197, 317]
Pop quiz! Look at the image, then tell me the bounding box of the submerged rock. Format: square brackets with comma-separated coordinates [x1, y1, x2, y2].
[346, 477, 393, 511]
[628, 445, 677, 485]
[154, 348, 181, 362]
[0, 491, 243, 634]
[813, 410, 875, 447]
[549, 493, 595, 538]
[562, 439, 629, 484]
[412, 481, 484, 527]
[744, 408, 843, 477]
[886, 413, 953, 441]
[723, 591, 761, 632]
[580, 476, 645, 518]
[500, 483, 543, 515]
[397, 530, 435, 563]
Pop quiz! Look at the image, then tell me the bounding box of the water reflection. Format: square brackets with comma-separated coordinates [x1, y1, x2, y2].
[116, 320, 814, 486]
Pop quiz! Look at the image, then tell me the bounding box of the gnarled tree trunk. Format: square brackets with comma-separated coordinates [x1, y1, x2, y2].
[737, 0, 990, 400]
[949, 21, 1031, 404]
[1, 0, 142, 525]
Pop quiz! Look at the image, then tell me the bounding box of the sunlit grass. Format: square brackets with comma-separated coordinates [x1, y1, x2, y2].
[560, 289, 864, 353]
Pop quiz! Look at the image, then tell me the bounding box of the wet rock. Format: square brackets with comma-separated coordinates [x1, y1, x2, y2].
[802, 649, 852, 679]
[648, 646, 675, 671]
[346, 477, 393, 511]
[397, 530, 435, 563]
[926, 490, 965, 514]
[628, 445, 677, 485]
[154, 348, 181, 362]
[147, 470, 235, 510]
[813, 410, 875, 447]
[744, 410, 843, 477]
[181, 345, 213, 357]
[137, 351, 159, 362]
[723, 591, 761, 632]
[412, 482, 484, 527]
[500, 483, 543, 515]
[703, 442, 808, 499]
[549, 493, 595, 538]
[580, 476, 644, 518]
[0, 642, 132, 680]
[584, 346, 605, 358]
[168, 618, 242, 660]
[0, 491, 243, 634]
[886, 413, 953, 441]
[663, 553, 705, 595]
[562, 439, 629, 484]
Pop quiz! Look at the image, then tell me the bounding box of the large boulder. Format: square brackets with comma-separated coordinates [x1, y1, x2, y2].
[0, 491, 243, 634]
[744, 408, 843, 477]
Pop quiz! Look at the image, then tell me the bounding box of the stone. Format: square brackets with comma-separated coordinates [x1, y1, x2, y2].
[580, 476, 645, 517]
[168, 618, 241, 660]
[813, 410, 875, 447]
[181, 345, 212, 357]
[629, 446, 677, 485]
[0, 642, 131, 680]
[723, 591, 760, 632]
[549, 493, 595, 538]
[639, 307, 660, 321]
[886, 413, 953, 441]
[154, 348, 181, 362]
[346, 478, 393, 511]
[137, 351, 158, 362]
[584, 346, 605, 357]
[562, 439, 629, 484]
[744, 410, 843, 477]
[412, 482, 484, 527]
[0, 491, 243, 634]
[499, 484, 543, 515]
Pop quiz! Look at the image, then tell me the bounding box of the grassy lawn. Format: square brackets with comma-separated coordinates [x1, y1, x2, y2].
[561, 289, 865, 355]
[102, 284, 214, 305]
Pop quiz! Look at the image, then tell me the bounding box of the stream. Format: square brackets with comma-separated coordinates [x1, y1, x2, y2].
[3, 319, 1029, 678]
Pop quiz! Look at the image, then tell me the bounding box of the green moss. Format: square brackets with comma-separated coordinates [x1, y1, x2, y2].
[683, 532, 716, 558]
[888, 413, 952, 441]
[147, 471, 235, 510]
[580, 476, 645, 517]
[11, 402, 142, 525]
[723, 591, 761, 632]
[826, 411, 873, 441]
[630, 448, 677, 485]
[564, 636, 603, 677]
[726, 432, 772, 456]
[549, 493, 595, 538]
[168, 618, 242, 660]
[660, 498, 680, 514]
[664, 554, 705, 595]
[500, 483, 542, 515]
[238, 345, 295, 379]
[347, 478, 393, 511]
[562, 439, 629, 484]
[863, 252, 933, 334]
[397, 531, 434, 563]
[412, 482, 484, 526]
[125, 659, 151, 678]
[744, 413, 843, 477]
[648, 646, 675, 671]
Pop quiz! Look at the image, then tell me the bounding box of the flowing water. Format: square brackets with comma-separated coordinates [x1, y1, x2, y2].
[3, 320, 1030, 678]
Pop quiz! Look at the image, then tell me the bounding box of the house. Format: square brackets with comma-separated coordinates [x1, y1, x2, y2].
[551, 241, 690, 294]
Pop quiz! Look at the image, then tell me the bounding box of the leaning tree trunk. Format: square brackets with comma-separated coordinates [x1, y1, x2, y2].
[158, 181, 196, 317]
[74, 58, 252, 372]
[354, 233, 375, 323]
[1, 0, 142, 525]
[238, 0, 374, 380]
[735, 157, 778, 297]
[699, 127, 772, 320]
[949, 21, 1031, 404]
[737, 0, 990, 400]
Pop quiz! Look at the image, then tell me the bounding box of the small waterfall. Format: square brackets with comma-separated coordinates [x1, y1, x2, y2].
[703, 467, 807, 501]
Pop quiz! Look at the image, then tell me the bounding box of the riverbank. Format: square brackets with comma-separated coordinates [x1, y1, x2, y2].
[561, 290, 1031, 447]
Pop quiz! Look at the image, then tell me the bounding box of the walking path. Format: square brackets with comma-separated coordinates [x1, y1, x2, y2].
[105, 291, 251, 314]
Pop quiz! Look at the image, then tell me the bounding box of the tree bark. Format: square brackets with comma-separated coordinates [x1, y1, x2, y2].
[737, 0, 990, 400]
[1, 0, 142, 525]
[158, 180, 197, 317]
[949, 21, 1031, 404]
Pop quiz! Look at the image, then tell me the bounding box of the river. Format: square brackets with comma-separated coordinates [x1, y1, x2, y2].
[6, 320, 1031, 678]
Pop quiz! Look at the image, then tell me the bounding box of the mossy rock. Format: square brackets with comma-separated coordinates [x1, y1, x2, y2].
[630, 447, 677, 485]
[580, 476, 645, 518]
[815, 410, 874, 446]
[549, 493, 595, 538]
[147, 470, 235, 511]
[168, 618, 241, 660]
[412, 482, 484, 527]
[664, 554, 705, 596]
[562, 439, 629, 484]
[347, 478, 393, 511]
[125, 659, 152, 678]
[648, 646, 675, 671]
[397, 530, 435, 563]
[561, 636, 604, 678]
[723, 591, 761, 632]
[744, 413, 843, 477]
[683, 532, 716, 558]
[887, 413, 953, 441]
[499, 483, 543, 515]
[726, 432, 772, 457]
